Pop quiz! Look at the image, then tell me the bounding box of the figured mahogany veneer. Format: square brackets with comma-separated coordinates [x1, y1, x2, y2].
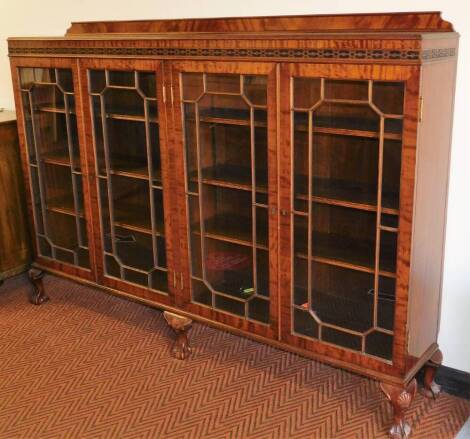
[8, 12, 458, 439]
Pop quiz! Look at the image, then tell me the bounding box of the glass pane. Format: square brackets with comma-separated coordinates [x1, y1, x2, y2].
[215, 294, 245, 317]
[38, 235, 52, 258]
[382, 140, 402, 210]
[311, 204, 377, 269]
[366, 331, 393, 360]
[107, 119, 148, 176]
[313, 102, 380, 133]
[108, 70, 135, 87]
[243, 75, 267, 106]
[248, 297, 269, 324]
[317, 135, 378, 204]
[57, 69, 73, 93]
[293, 308, 318, 338]
[151, 269, 168, 292]
[31, 83, 64, 110]
[115, 228, 153, 272]
[18, 67, 89, 269]
[192, 278, 212, 306]
[89, 69, 106, 94]
[104, 88, 144, 118]
[378, 276, 396, 331]
[19, 68, 35, 90]
[309, 263, 375, 333]
[138, 72, 156, 98]
[90, 68, 168, 293]
[182, 71, 270, 324]
[293, 77, 321, 109]
[372, 82, 405, 115]
[206, 73, 240, 94]
[182, 72, 204, 101]
[322, 327, 362, 351]
[380, 230, 398, 274]
[198, 93, 249, 121]
[324, 80, 368, 101]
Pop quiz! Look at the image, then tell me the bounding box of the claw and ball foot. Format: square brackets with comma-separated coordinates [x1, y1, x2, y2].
[422, 349, 443, 399]
[28, 269, 49, 305]
[380, 378, 417, 439]
[163, 311, 192, 360]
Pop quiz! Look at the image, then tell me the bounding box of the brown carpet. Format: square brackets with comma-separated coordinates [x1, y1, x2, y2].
[0, 274, 468, 439]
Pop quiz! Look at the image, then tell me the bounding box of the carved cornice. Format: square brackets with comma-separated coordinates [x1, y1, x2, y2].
[8, 45, 457, 61]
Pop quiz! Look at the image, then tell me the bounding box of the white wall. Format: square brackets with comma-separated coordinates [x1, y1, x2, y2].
[1, 0, 469, 372]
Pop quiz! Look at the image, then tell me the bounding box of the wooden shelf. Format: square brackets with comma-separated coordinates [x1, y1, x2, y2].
[46, 194, 81, 217]
[193, 213, 268, 250]
[94, 106, 158, 123]
[37, 105, 73, 115]
[113, 207, 164, 237]
[195, 107, 267, 128]
[295, 231, 396, 277]
[46, 205, 76, 217]
[190, 164, 267, 193]
[102, 157, 162, 185]
[106, 113, 158, 123]
[41, 149, 72, 168]
[295, 177, 399, 215]
[294, 113, 402, 141]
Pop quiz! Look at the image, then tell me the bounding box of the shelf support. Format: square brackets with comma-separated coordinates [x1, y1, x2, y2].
[163, 311, 192, 360]
[380, 378, 417, 439]
[28, 268, 49, 305]
[421, 349, 443, 399]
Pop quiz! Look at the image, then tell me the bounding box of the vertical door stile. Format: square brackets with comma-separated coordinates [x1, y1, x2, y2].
[75, 58, 98, 281]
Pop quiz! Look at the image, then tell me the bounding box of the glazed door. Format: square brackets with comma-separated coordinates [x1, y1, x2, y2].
[79, 59, 176, 305]
[279, 63, 419, 372]
[171, 61, 279, 338]
[11, 58, 94, 280]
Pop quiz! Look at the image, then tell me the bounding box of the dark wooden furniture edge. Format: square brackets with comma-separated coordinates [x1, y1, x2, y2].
[0, 263, 30, 280]
[0, 112, 31, 282]
[32, 263, 440, 386]
[65, 12, 454, 34]
[426, 365, 470, 400]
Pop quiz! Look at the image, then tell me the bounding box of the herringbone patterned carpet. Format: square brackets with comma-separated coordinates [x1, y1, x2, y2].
[0, 274, 468, 439]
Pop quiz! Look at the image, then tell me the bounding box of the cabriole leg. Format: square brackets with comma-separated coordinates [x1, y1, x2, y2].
[422, 349, 443, 399]
[163, 311, 192, 360]
[28, 268, 49, 305]
[380, 378, 417, 439]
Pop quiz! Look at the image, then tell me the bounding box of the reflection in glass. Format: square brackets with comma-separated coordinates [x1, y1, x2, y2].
[182, 72, 270, 324]
[18, 67, 89, 268]
[291, 77, 405, 360]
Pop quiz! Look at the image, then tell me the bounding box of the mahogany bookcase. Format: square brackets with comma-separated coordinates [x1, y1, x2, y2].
[8, 12, 458, 438]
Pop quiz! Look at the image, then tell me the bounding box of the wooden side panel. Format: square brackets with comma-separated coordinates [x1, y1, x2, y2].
[406, 56, 458, 366]
[0, 117, 31, 278]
